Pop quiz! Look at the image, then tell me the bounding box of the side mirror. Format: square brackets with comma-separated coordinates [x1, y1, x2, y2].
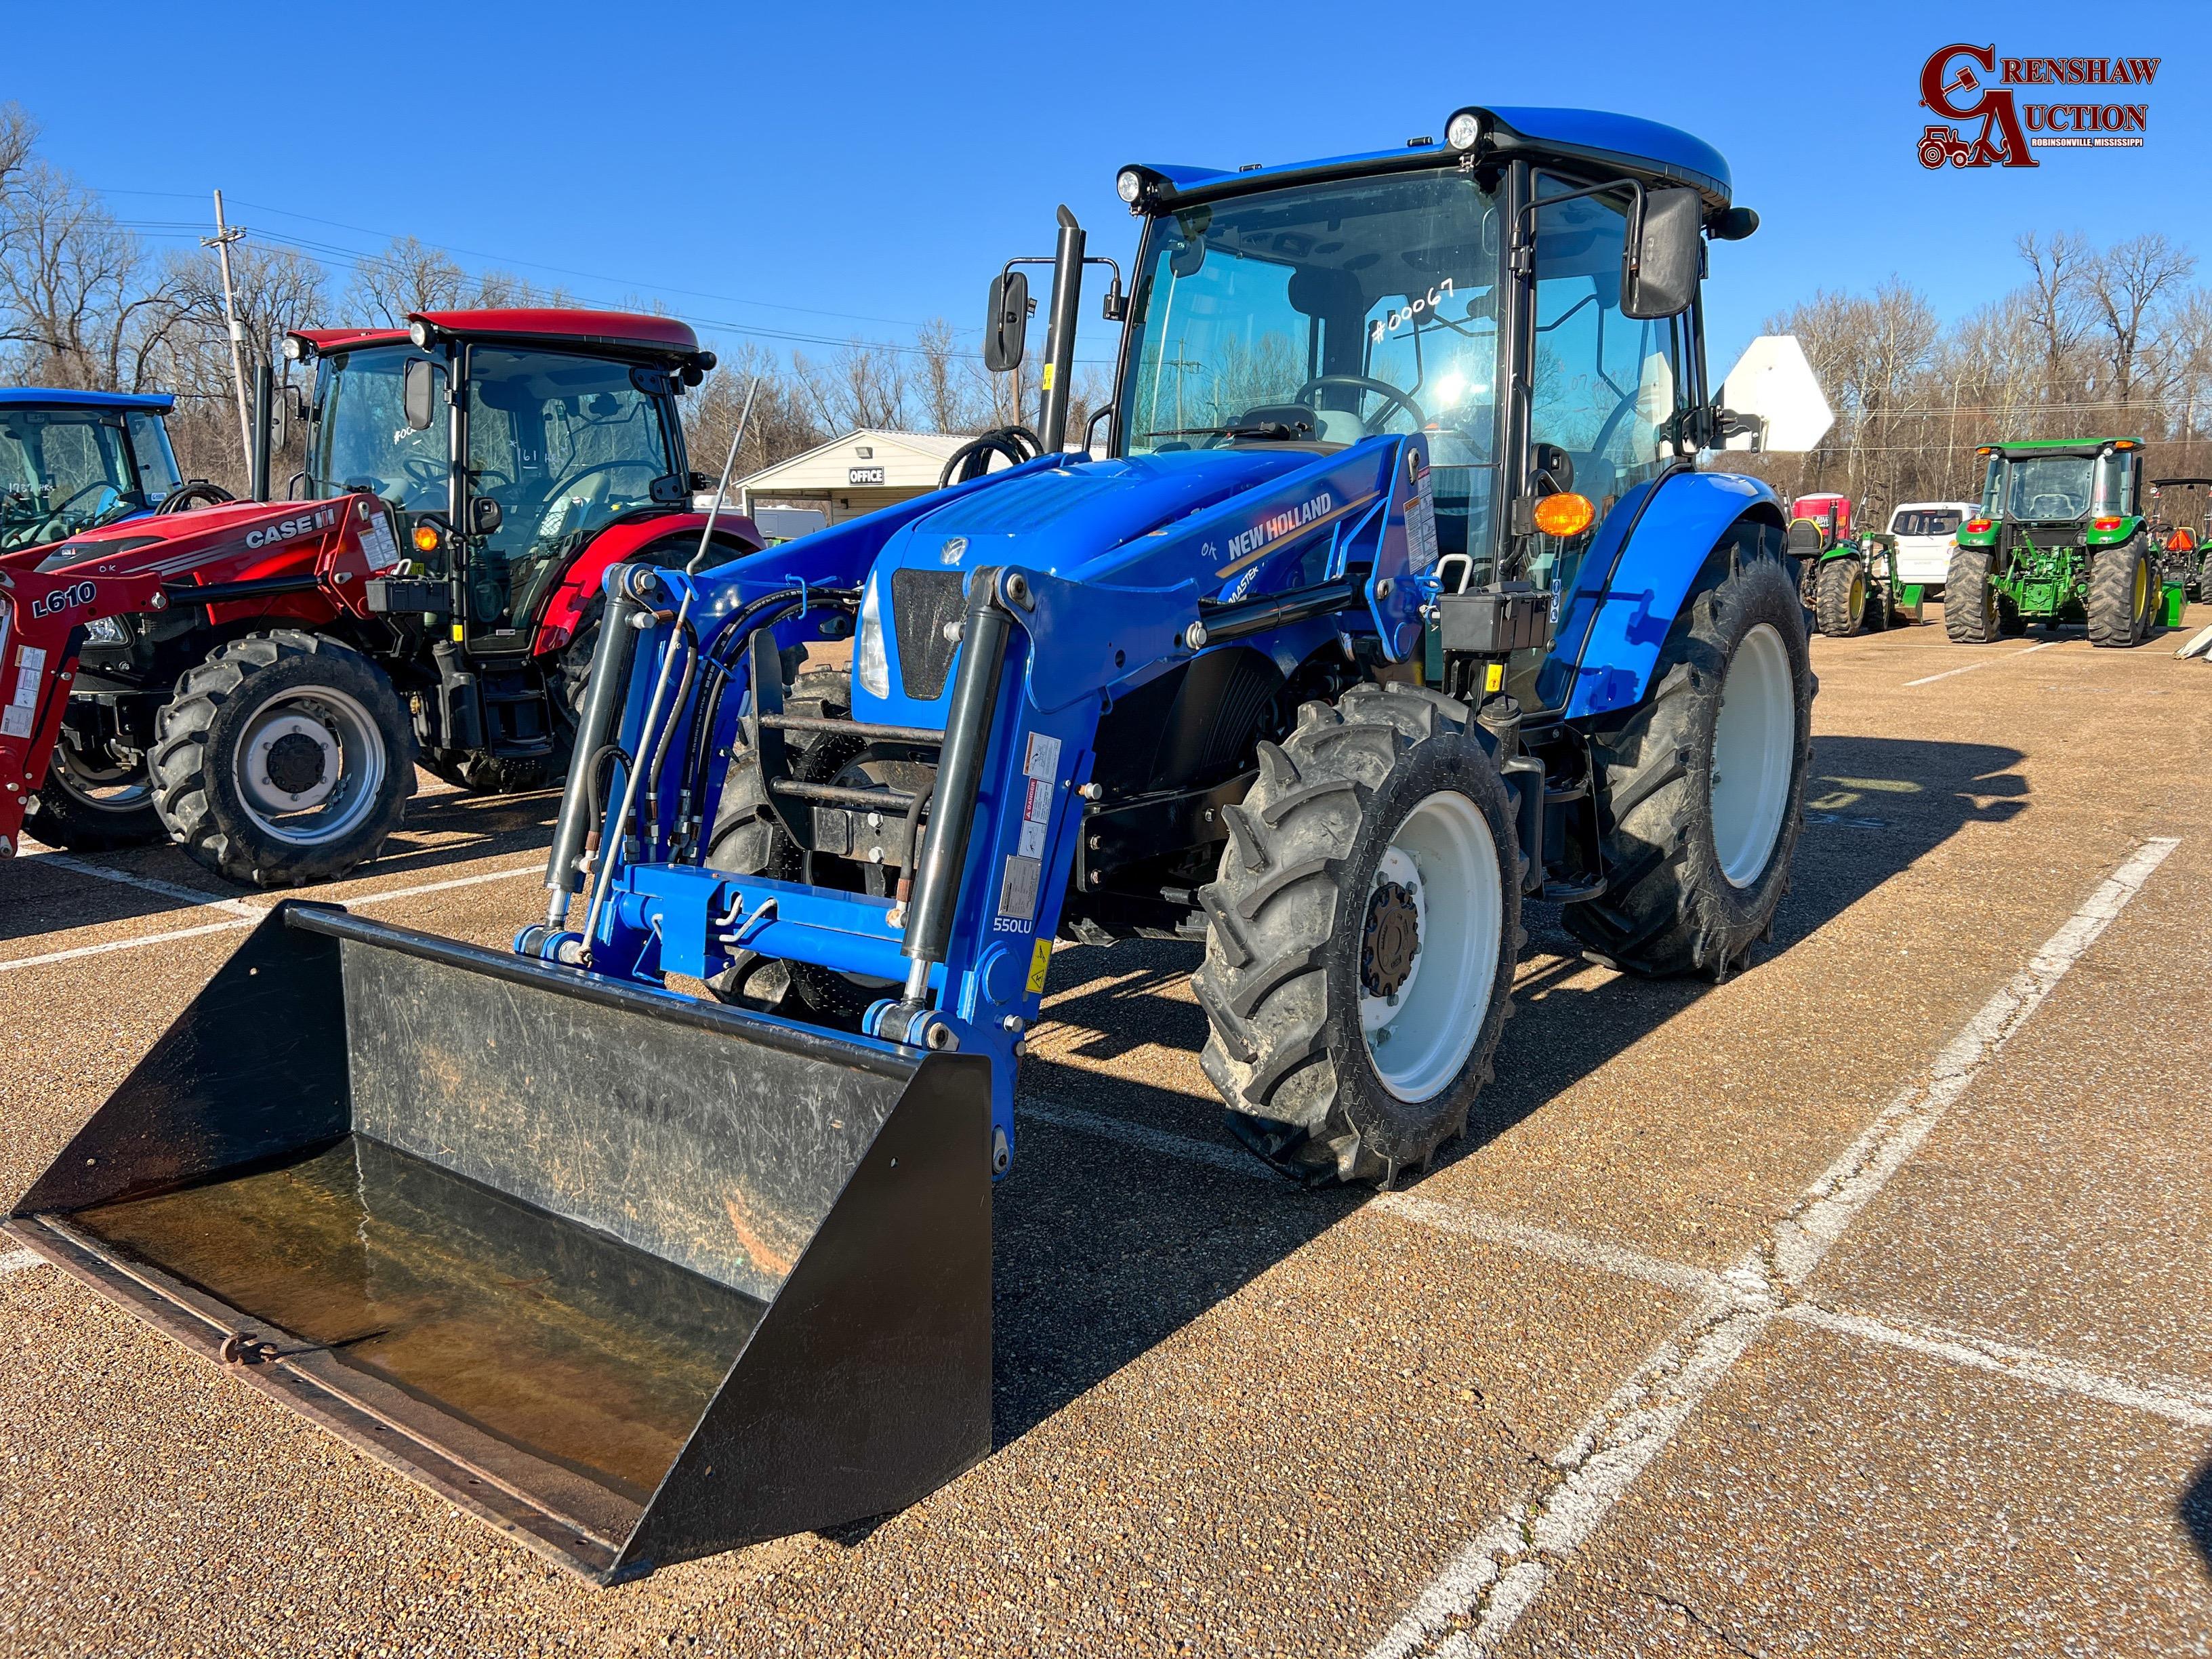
[984, 271, 1029, 373]
[1717, 335, 1835, 453]
[1622, 187, 1702, 321]
[403, 356, 438, 432]
[275, 384, 310, 448]
[468, 496, 503, 535]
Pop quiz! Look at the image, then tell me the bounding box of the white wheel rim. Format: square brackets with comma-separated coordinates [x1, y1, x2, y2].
[1709, 622, 1793, 888]
[1359, 790, 1502, 1103]
[230, 684, 386, 846]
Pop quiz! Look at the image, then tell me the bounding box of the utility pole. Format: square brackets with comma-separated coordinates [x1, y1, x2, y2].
[205, 190, 253, 465]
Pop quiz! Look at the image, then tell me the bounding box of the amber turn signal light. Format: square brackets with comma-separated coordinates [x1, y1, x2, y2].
[1532, 491, 1596, 538]
[411, 525, 442, 554]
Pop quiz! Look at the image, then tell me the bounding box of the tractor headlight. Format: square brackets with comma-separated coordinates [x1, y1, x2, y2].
[1446, 110, 1485, 151]
[83, 615, 129, 647]
[1116, 169, 1144, 204]
[409, 319, 435, 349]
[856, 571, 890, 699]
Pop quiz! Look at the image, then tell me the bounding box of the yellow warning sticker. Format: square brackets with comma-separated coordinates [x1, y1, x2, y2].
[1483, 661, 1505, 693]
[1041, 363, 1056, 390]
[1026, 937, 1053, 994]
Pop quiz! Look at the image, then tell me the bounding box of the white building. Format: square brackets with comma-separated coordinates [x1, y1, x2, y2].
[719, 430, 1006, 527]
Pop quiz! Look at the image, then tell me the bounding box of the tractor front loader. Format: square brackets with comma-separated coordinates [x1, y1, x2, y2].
[1, 312, 758, 883]
[10, 106, 1823, 1580]
[1946, 437, 2182, 645]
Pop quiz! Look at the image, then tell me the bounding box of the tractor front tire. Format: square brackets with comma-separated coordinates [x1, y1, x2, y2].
[2087, 538, 2152, 648]
[151, 630, 414, 887]
[1193, 682, 1521, 1185]
[25, 720, 163, 852]
[1563, 548, 1813, 980]
[1814, 556, 1868, 637]
[701, 664, 876, 1027]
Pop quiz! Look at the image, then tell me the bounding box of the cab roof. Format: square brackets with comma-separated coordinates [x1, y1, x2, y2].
[0, 388, 174, 413]
[1983, 437, 2146, 457]
[293, 308, 703, 362]
[1128, 105, 1732, 212]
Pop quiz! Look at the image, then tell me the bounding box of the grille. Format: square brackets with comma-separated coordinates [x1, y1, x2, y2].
[891, 569, 966, 701]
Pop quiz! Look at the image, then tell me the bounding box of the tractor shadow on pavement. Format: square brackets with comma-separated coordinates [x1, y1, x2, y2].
[0, 780, 560, 944]
[2183, 1458, 2212, 1582]
[989, 737, 2027, 1450]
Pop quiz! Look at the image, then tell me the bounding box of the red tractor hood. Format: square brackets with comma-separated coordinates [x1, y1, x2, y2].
[14, 497, 391, 587]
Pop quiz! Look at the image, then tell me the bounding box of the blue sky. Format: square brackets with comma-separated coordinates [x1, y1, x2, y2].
[9, 0, 2209, 382]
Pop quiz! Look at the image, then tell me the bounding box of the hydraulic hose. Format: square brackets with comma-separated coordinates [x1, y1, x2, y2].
[937, 426, 1041, 489]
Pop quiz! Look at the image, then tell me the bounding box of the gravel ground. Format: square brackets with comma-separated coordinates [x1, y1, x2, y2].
[2, 605, 2209, 1656]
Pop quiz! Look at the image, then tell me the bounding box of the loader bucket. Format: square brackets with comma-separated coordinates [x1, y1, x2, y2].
[5, 903, 991, 1583]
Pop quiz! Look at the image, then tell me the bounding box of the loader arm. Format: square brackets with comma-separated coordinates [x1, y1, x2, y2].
[0, 555, 170, 854]
[556, 435, 1435, 1168]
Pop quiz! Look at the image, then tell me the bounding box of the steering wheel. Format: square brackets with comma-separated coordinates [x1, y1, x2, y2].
[543, 457, 658, 504]
[402, 455, 447, 491]
[46, 480, 119, 520]
[1292, 374, 1427, 437]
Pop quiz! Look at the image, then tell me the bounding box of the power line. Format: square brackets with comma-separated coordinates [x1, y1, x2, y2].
[98, 186, 975, 333]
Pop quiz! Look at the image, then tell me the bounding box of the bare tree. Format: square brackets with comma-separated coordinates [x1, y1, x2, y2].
[0, 158, 182, 392]
[2084, 233, 2198, 412]
[342, 234, 469, 326]
[682, 346, 825, 481]
[793, 340, 911, 432]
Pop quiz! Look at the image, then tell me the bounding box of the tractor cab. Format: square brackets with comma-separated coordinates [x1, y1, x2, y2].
[0, 389, 188, 554]
[1972, 438, 2143, 535]
[287, 310, 717, 654]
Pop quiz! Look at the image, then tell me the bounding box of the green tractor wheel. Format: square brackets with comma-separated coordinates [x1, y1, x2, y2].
[1814, 556, 1868, 637]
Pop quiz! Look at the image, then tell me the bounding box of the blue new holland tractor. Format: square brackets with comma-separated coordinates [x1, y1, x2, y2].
[11, 108, 1818, 1580]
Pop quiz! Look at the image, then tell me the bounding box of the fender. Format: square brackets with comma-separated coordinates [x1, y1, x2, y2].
[531, 510, 767, 656]
[1538, 470, 1783, 720]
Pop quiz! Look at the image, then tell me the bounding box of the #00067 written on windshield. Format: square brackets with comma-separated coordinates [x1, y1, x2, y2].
[1371, 280, 1455, 345]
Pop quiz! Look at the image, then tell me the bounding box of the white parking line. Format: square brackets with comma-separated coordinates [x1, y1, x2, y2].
[1030, 1055, 2212, 1439]
[1368, 833, 2178, 1659]
[1903, 640, 2057, 687]
[30, 851, 262, 918]
[1781, 1303, 2212, 1430]
[0, 861, 545, 974]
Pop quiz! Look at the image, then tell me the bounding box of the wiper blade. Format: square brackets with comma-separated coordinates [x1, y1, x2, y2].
[1142, 420, 1313, 442]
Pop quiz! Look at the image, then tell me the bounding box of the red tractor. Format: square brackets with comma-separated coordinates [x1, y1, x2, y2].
[0, 309, 760, 884]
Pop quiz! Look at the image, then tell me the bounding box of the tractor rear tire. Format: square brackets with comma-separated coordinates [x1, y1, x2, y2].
[2087, 538, 2151, 648]
[701, 665, 876, 1027]
[1814, 556, 1868, 637]
[24, 720, 163, 852]
[1944, 548, 2007, 643]
[150, 630, 414, 887]
[1563, 548, 1812, 980]
[1193, 682, 1521, 1185]
[420, 751, 556, 795]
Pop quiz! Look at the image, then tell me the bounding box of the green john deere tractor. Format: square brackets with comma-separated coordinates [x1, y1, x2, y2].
[1945, 438, 2185, 647]
[1786, 493, 1915, 637]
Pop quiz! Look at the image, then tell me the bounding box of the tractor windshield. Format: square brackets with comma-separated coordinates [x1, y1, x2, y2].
[0, 407, 145, 552]
[312, 345, 452, 511]
[1120, 167, 1502, 562]
[1983, 452, 2129, 523]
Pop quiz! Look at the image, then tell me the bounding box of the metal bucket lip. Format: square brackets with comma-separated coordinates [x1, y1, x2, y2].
[280, 902, 924, 1082]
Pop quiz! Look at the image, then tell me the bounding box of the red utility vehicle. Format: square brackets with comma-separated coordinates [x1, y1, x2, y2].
[0, 309, 759, 884]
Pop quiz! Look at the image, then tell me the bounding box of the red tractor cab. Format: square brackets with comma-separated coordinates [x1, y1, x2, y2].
[3, 309, 764, 884]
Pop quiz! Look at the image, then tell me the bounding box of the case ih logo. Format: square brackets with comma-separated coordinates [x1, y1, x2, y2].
[1919, 43, 2159, 169]
[243, 507, 338, 550]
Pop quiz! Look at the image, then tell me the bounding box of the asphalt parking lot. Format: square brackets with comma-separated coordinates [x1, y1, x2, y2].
[3, 603, 2210, 1658]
